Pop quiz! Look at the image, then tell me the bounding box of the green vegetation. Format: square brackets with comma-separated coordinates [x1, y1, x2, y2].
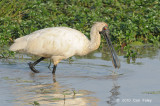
[32, 101, 40, 106]
[143, 90, 160, 94]
[0, 0, 159, 58]
[2, 76, 34, 83]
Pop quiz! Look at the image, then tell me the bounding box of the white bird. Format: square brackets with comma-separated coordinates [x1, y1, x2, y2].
[10, 22, 120, 74]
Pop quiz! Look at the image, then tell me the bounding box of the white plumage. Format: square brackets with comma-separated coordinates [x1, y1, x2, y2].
[10, 22, 120, 74]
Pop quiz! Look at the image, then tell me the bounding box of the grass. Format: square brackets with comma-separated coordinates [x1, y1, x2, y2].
[0, 0, 159, 58]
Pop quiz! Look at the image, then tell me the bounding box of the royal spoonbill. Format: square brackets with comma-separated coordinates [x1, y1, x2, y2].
[10, 22, 120, 74]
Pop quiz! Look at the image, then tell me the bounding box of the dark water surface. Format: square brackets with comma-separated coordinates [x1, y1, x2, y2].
[0, 47, 160, 106]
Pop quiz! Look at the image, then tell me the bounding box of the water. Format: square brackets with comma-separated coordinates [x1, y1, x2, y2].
[0, 47, 160, 106]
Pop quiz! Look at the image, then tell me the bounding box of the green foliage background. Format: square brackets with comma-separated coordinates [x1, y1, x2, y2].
[0, 0, 160, 57]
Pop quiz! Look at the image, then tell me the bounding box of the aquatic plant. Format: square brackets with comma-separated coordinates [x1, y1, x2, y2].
[32, 101, 40, 106]
[143, 90, 160, 94]
[0, 0, 159, 58]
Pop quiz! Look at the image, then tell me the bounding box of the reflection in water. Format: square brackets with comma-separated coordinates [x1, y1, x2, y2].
[1, 46, 159, 106]
[12, 73, 98, 106]
[107, 75, 120, 106]
[126, 57, 135, 64]
[52, 74, 56, 83]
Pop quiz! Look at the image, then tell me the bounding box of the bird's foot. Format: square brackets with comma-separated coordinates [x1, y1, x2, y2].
[28, 62, 39, 73]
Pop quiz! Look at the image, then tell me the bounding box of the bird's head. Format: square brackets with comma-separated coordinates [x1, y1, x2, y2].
[96, 22, 120, 69]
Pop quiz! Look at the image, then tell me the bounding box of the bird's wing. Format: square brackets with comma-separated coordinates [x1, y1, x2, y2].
[23, 27, 89, 57]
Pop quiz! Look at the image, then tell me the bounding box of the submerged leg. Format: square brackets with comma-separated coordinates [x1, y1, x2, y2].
[52, 74, 56, 83]
[52, 65, 57, 75]
[28, 57, 45, 73]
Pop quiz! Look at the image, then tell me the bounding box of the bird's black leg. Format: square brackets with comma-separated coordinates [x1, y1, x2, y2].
[52, 74, 56, 83]
[52, 65, 57, 75]
[28, 57, 45, 73]
[48, 59, 52, 69]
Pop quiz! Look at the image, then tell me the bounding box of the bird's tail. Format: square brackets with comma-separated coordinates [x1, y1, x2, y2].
[9, 37, 27, 52]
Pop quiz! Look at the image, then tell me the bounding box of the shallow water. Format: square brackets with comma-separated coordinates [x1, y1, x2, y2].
[0, 47, 160, 106]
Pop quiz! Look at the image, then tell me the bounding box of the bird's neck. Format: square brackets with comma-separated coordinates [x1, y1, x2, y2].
[88, 25, 101, 52]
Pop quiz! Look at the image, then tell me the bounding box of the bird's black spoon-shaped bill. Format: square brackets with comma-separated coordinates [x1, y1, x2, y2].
[104, 31, 120, 69]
